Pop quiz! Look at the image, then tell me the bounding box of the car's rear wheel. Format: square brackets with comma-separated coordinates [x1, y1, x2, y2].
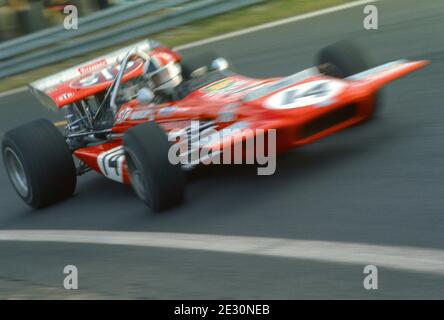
[2, 119, 77, 208]
[317, 40, 382, 115]
[123, 122, 185, 212]
[181, 51, 232, 80]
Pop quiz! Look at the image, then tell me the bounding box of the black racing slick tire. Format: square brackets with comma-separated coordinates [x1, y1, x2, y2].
[2, 119, 77, 208]
[317, 40, 383, 115]
[181, 51, 232, 80]
[317, 40, 372, 78]
[123, 122, 185, 212]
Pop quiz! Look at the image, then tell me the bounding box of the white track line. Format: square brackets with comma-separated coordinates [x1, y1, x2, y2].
[0, 0, 380, 98]
[0, 86, 27, 98]
[175, 0, 381, 51]
[0, 230, 442, 275]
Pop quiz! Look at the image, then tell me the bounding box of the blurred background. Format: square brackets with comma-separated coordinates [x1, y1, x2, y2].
[0, 0, 130, 41]
[0, 0, 274, 91]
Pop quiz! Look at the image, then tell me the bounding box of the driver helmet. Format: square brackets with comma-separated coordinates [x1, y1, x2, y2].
[144, 49, 182, 93]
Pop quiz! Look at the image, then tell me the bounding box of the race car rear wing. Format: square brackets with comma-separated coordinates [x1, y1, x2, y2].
[28, 39, 159, 109]
[346, 59, 430, 90]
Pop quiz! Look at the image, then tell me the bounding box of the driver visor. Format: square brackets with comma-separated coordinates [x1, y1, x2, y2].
[151, 63, 181, 87]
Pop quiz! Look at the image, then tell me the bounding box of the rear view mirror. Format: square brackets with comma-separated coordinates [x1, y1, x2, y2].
[211, 58, 229, 71]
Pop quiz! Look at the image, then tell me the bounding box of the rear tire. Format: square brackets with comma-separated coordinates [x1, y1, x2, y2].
[2, 119, 77, 208]
[317, 40, 382, 115]
[181, 51, 232, 80]
[123, 122, 185, 212]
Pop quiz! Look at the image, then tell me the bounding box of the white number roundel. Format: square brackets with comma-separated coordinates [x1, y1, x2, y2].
[265, 79, 346, 110]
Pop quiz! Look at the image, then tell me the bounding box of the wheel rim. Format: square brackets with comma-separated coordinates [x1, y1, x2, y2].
[125, 150, 151, 206]
[3, 147, 29, 198]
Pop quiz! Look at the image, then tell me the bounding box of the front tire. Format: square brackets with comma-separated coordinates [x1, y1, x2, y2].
[2, 119, 77, 208]
[317, 40, 382, 115]
[123, 122, 185, 212]
[317, 40, 372, 78]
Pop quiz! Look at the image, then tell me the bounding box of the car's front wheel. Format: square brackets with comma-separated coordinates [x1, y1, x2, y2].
[123, 122, 185, 212]
[317, 40, 382, 116]
[2, 119, 77, 208]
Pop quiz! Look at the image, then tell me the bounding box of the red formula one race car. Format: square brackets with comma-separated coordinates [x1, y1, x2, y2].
[1, 39, 428, 211]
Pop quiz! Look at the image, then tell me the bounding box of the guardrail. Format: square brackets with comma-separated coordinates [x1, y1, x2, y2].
[0, 0, 263, 80]
[0, 0, 190, 61]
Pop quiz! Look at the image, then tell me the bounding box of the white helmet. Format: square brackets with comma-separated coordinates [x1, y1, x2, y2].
[144, 52, 182, 92]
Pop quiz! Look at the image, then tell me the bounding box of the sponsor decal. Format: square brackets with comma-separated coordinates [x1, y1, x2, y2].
[202, 78, 248, 97]
[70, 58, 144, 89]
[229, 82, 267, 96]
[77, 59, 108, 75]
[158, 106, 178, 116]
[57, 92, 75, 102]
[157, 106, 189, 117]
[30, 40, 152, 93]
[129, 109, 151, 120]
[116, 105, 189, 123]
[115, 106, 132, 124]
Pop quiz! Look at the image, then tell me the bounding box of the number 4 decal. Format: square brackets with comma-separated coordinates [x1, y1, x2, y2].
[266, 80, 345, 110]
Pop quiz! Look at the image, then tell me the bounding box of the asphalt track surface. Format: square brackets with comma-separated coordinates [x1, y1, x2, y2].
[0, 0, 443, 299]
